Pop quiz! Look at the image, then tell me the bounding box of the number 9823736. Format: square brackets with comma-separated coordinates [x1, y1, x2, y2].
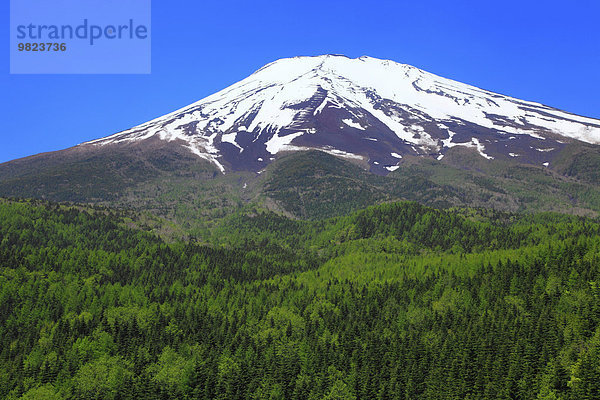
[17, 43, 67, 51]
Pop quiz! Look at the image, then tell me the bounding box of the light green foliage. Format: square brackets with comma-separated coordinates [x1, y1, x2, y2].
[1, 198, 600, 399]
[18, 384, 63, 400]
[71, 356, 131, 399]
[149, 347, 194, 392]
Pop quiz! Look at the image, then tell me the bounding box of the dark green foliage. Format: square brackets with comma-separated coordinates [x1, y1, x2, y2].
[0, 143, 219, 203]
[561, 150, 600, 184]
[263, 151, 472, 220]
[263, 150, 600, 220]
[2, 198, 600, 399]
[263, 151, 394, 219]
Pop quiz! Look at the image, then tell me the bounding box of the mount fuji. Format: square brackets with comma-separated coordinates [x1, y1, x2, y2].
[2, 54, 600, 217]
[83, 54, 600, 174]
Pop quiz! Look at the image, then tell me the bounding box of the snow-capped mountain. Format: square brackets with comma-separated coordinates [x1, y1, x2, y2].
[85, 54, 600, 174]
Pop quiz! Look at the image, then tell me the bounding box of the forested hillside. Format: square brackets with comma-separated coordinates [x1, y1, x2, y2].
[1, 199, 600, 399]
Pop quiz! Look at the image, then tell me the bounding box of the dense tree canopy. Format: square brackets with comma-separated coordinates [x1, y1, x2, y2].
[1, 198, 600, 399]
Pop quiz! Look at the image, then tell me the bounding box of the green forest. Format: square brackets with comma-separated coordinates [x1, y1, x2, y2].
[1, 198, 600, 399]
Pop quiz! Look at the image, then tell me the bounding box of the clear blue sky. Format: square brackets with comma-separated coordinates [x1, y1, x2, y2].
[1, 0, 599, 163]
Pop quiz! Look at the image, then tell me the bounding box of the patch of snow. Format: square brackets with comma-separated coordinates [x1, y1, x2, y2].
[543, 162, 549, 167]
[441, 131, 458, 148]
[314, 97, 329, 115]
[265, 131, 305, 154]
[321, 148, 363, 160]
[386, 165, 400, 172]
[183, 141, 225, 174]
[443, 136, 493, 160]
[221, 131, 242, 151]
[472, 138, 494, 160]
[391, 152, 402, 159]
[342, 119, 365, 130]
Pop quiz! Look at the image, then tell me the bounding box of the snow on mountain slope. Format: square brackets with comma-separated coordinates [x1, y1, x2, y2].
[84, 55, 600, 174]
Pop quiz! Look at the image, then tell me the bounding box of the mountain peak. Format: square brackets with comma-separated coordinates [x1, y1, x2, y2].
[84, 55, 600, 174]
